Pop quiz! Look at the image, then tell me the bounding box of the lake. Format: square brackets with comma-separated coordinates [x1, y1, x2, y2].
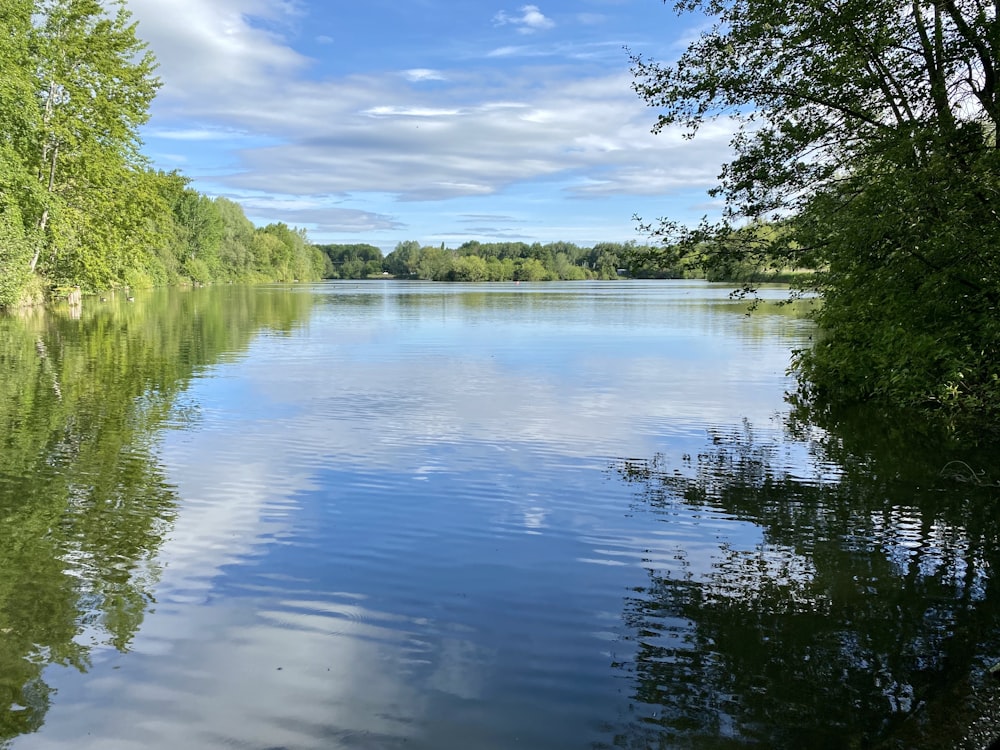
[2, 281, 999, 749]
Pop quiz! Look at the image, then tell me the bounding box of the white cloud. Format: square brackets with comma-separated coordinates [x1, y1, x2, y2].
[459, 213, 521, 223]
[142, 62, 733, 203]
[485, 39, 629, 61]
[493, 4, 555, 34]
[128, 0, 309, 98]
[264, 207, 406, 233]
[235, 194, 328, 211]
[149, 152, 189, 165]
[149, 127, 251, 141]
[402, 68, 448, 82]
[518, 4, 556, 31]
[128, 0, 736, 238]
[363, 105, 465, 118]
[218, 192, 406, 232]
[485, 44, 523, 57]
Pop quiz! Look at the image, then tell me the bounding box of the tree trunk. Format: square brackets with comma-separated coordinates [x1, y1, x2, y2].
[31, 130, 59, 272]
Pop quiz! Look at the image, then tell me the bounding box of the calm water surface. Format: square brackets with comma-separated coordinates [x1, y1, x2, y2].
[2, 281, 999, 749]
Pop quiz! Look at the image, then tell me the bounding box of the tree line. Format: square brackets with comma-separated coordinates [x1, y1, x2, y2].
[317, 238, 793, 281]
[0, 0, 327, 309]
[320, 240, 652, 281]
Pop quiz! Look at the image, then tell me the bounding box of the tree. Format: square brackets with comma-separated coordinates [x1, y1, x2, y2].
[452, 254, 489, 281]
[215, 197, 257, 280]
[254, 222, 325, 282]
[633, 0, 1000, 416]
[0, 0, 42, 306]
[586, 243, 622, 279]
[414, 245, 454, 280]
[383, 240, 421, 277]
[317, 243, 384, 279]
[174, 190, 223, 281]
[513, 257, 550, 281]
[28, 0, 160, 287]
[0, 0, 37, 151]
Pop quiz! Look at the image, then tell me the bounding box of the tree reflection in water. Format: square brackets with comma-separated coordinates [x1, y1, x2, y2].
[0, 287, 313, 745]
[613, 410, 1000, 749]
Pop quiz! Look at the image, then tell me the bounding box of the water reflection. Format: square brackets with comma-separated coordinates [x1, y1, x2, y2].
[0, 287, 313, 745]
[14, 281, 995, 749]
[7, 282, 813, 750]
[615, 410, 1000, 749]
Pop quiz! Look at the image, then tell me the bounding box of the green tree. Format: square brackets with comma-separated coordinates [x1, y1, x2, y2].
[486, 257, 517, 281]
[415, 245, 455, 280]
[0, 209, 34, 309]
[253, 222, 324, 282]
[0, 0, 37, 163]
[0, 0, 43, 306]
[139, 169, 190, 286]
[451, 254, 489, 281]
[513, 257, 550, 281]
[319, 243, 384, 279]
[214, 197, 256, 280]
[586, 243, 621, 279]
[174, 190, 223, 282]
[28, 0, 160, 289]
[633, 0, 1000, 416]
[383, 240, 421, 277]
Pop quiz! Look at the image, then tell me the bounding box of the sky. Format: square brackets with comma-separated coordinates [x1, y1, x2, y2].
[126, 0, 731, 251]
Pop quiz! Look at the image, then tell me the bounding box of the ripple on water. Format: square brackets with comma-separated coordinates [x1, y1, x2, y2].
[18, 284, 997, 750]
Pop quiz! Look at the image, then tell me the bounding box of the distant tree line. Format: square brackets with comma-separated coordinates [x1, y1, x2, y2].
[320, 240, 642, 281]
[317, 236, 810, 282]
[0, 0, 327, 308]
[318, 239, 719, 281]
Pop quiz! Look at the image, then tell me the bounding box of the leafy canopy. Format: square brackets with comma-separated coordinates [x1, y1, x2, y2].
[633, 0, 1000, 417]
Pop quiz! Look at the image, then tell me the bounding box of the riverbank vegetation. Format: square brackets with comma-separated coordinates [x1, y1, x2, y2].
[0, 0, 327, 309]
[633, 0, 1000, 419]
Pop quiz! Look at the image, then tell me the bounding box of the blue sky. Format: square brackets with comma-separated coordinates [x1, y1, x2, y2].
[128, 0, 732, 250]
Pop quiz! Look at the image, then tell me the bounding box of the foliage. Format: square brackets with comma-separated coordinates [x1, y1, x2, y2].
[258, 222, 328, 282]
[633, 0, 1000, 416]
[0, 1, 325, 307]
[215, 197, 257, 280]
[0, 0, 45, 306]
[0, 208, 34, 308]
[378, 239, 667, 281]
[317, 243, 384, 279]
[794, 148, 1000, 416]
[28, 0, 160, 287]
